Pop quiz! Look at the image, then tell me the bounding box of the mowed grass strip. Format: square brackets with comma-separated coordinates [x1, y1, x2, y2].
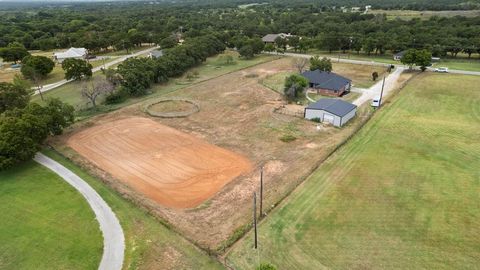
[227, 73, 480, 269]
[0, 161, 102, 270]
[41, 150, 224, 270]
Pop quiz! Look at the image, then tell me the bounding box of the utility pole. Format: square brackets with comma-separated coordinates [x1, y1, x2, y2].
[378, 76, 386, 107]
[253, 192, 257, 249]
[259, 167, 263, 217]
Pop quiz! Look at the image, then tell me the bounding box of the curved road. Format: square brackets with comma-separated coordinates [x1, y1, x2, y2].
[34, 153, 124, 270]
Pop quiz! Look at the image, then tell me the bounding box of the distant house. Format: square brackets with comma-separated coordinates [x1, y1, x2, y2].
[261, 33, 291, 44]
[304, 98, 357, 127]
[54, 47, 87, 63]
[148, 50, 164, 59]
[393, 51, 406, 61]
[301, 69, 352, 97]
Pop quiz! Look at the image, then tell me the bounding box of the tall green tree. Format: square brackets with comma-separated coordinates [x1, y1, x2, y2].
[309, 56, 332, 72]
[62, 58, 93, 81]
[284, 74, 308, 101]
[0, 46, 30, 63]
[0, 82, 30, 113]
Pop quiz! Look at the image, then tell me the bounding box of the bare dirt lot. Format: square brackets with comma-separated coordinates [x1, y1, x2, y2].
[54, 57, 377, 251]
[67, 117, 252, 208]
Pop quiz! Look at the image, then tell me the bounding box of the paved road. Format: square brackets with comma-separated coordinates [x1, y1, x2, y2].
[266, 51, 390, 67]
[34, 153, 124, 270]
[34, 46, 159, 95]
[268, 51, 480, 76]
[352, 67, 405, 106]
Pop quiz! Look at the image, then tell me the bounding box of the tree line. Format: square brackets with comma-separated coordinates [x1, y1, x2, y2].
[1, 2, 479, 59]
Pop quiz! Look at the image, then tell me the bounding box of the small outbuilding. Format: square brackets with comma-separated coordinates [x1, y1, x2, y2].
[148, 50, 164, 59]
[304, 98, 357, 127]
[54, 47, 87, 63]
[301, 69, 351, 97]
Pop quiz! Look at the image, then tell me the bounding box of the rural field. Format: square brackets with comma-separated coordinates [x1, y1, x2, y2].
[0, 161, 102, 270]
[32, 51, 276, 114]
[227, 73, 480, 269]
[261, 59, 388, 92]
[50, 57, 378, 252]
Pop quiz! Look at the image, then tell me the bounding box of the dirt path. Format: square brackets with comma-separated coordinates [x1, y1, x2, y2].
[34, 153, 124, 270]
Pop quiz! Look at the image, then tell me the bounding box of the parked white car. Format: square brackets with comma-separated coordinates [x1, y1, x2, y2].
[434, 67, 449, 73]
[371, 96, 381, 107]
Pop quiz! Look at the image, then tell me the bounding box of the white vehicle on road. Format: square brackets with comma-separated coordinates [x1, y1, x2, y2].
[434, 67, 449, 73]
[371, 96, 381, 107]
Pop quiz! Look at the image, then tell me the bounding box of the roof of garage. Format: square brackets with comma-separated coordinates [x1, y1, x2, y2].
[301, 69, 351, 91]
[306, 98, 357, 117]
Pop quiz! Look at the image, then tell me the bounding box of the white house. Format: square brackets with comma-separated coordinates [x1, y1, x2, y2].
[304, 98, 357, 127]
[54, 47, 87, 63]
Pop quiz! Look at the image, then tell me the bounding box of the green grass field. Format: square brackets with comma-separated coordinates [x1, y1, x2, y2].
[227, 73, 480, 269]
[40, 150, 224, 269]
[0, 161, 103, 270]
[32, 51, 275, 117]
[303, 50, 480, 72]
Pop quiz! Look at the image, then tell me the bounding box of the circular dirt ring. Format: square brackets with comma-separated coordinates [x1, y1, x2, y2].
[144, 98, 200, 118]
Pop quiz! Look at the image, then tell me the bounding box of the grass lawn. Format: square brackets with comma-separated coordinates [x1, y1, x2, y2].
[0, 161, 103, 270]
[304, 50, 480, 72]
[41, 149, 224, 270]
[368, 9, 480, 20]
[32, 51, 276, 117]
[227, 73, 480, 269]
[432, 58, 480, 72]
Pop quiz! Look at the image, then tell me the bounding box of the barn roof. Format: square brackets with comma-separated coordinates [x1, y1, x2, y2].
[301, 69, 351, 91]
[262, 33, 287, 43]
[54, 47, 87, 59]
[306, 98, 356, 117]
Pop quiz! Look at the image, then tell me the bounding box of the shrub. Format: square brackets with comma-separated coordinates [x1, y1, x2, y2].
[311, 117, 321, 123]
[256, 263, 277, 270]
[280, 134, 296, 142]
[104, 89, 127, 104]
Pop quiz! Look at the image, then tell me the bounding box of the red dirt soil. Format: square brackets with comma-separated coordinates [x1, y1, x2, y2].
[67, 117, 253, 208]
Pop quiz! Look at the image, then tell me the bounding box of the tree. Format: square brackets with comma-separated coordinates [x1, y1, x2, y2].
[0, 46, 30, 63]
[415, 49, 432, 71]
[401, 49, 417, 69]
[62, 58, 93, 81]
[292, 57, 309, 73]
[372, 71, 379, 81]
[0, 98, 73, 170]
[274, 36, 287, 50]
[24, 98, 74, 135]
[20, 55, 55, 100]
[264, 43, 275, 52]
[104, 68, 122, 86]
[0, 114, 43, 170]
[116, 58, 154, 96]
[401, 49, 431, 71]
[159, 36, 177, 49]
[249, 38, 265, 55]
[81, 79, 114, 109]
[309, 56, 332, 72]
[288, 36, 300, 52]
[0, 82, 30, 113]
[284, 74, 308, 101]
[238, 45, 254, 59]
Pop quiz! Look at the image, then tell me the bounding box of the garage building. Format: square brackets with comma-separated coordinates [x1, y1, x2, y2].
[304, 98, 357, 127]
